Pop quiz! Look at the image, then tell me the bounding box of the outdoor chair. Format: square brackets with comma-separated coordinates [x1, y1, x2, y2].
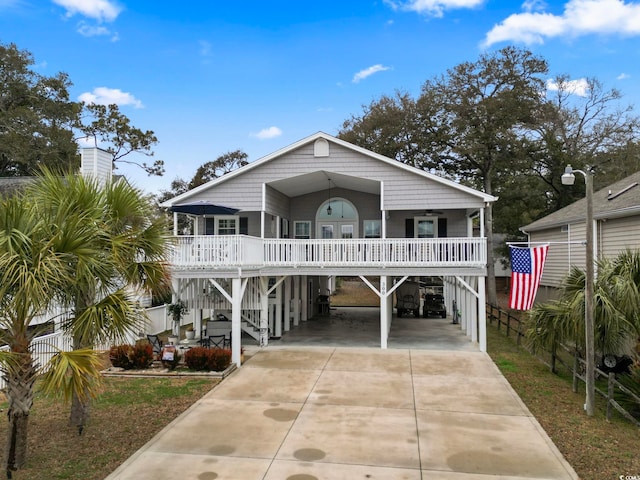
[224, 331, 231, 349]
[208, 334, 226, 349]
[147, 334, 163, 357]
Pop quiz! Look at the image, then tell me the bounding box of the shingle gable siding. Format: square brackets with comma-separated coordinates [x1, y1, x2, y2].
[183, 140, 485, 212]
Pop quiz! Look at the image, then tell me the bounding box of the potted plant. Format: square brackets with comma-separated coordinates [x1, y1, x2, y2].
[185, 325, 195, 340]
[168, 300, 188, 339]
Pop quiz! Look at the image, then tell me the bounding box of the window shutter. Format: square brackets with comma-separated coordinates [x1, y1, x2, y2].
[239, 217, 248, 235]
[438, 218, 447, 238]
[405, 219, 414, 238]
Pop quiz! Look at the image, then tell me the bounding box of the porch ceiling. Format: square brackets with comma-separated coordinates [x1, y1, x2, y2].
[267, 171, 380, 197]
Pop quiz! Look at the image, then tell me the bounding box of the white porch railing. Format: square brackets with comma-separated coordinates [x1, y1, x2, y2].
[170, 236, 486, 268]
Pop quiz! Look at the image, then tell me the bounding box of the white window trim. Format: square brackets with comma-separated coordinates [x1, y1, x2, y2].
[215, 215, 239, 235]
[414, 216, 438, 238]
[364, 219, 381, 238]
[294, 220, 311, 239]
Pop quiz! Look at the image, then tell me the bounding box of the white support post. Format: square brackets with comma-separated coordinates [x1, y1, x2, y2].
[231, 278, 243, 366]
[470, 277, 478, 343]
[284, 276, 291, 332]
[275, 282, 283, 338]
[478, 276, 487, 352]
[467, 279, 473, 338]
[380, 276, 389, 349]
[464, 278, 471, 337]
[259, 277, 269, 346]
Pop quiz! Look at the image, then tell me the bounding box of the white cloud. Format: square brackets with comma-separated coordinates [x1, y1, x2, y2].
[78, 87, 144, 108]
[546, 77, 590, 96]
[77, 20, 118, 40]
[352, 64, 391, 83]
[252, 126, 282, 140]
[384, 0, 484, 18]
[484, 0, 640, 47]
[617, 72, 630, 80]
[52, 0, 122, 22]
[522, 0, 547, 12]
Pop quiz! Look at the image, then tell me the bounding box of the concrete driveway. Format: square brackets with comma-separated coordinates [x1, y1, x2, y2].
[105, 346, 578, 480]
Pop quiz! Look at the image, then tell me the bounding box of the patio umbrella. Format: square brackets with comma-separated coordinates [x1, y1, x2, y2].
[169, 201, 240, 216]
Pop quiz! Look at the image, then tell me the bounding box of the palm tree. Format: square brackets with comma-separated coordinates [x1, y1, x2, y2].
[24, 171, 170, 432]
[0, 179, 105, 476]
[0, 170, 170, 476]
[526, 251, 640, 363]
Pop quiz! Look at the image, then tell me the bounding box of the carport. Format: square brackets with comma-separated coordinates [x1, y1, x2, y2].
[271, 305, 478, 351]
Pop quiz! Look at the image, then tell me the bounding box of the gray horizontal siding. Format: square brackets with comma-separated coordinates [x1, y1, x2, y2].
[568, 223, 586, 270]
[266, 185, 290, 218]
[181, 141, 484, 211]
[529, 229, 571, 287]
[600, 215, 640, 258]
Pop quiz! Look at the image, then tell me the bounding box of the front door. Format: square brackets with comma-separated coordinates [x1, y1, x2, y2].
[317, 198, 359, 239]
[319, 222, 355, 239]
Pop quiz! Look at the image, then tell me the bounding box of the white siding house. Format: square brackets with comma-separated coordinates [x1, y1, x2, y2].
[520, 170, 640, 301]
[160, 132, 497, 365]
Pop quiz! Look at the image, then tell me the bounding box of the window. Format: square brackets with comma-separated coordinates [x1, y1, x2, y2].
[318, 199, 357, 220]
[216, 216, 238, 235]
[341, 224, 354, 239]
[294, 221, 311, 239]
[364, 220, 381, 238]
[414, 217, 437, 238]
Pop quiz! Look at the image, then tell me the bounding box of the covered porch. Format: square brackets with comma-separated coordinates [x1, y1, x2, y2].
[269, 305, 479, 351]
[170, 271, 486, 368]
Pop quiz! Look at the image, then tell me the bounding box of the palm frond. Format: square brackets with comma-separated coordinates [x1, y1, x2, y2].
[38, 348, 103, 403]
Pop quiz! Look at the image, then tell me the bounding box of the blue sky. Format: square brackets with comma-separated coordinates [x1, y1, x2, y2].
[2, 0, 640, 194]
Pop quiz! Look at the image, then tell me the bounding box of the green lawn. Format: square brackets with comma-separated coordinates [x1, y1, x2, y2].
[487, 324, 640, 480]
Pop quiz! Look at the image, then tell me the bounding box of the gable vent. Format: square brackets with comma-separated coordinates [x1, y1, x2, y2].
[314, 138, 329, 157]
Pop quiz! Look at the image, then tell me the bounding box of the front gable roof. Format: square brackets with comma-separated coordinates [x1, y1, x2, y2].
[521, 170, 640, 232]
[160, 132, 497, 207]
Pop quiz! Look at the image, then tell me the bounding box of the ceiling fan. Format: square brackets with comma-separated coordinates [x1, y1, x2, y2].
[423, 209, 444, 215]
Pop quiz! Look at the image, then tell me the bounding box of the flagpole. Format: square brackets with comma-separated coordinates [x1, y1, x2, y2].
[584, 171, 595, 416]
[562, 165, 595, 416]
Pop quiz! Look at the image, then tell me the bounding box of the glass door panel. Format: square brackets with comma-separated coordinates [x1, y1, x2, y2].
[341, 224, 354, 239]
[321, 224, 334, 239]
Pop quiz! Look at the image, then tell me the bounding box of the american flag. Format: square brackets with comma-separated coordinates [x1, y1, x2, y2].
[509, 245, 549, 311]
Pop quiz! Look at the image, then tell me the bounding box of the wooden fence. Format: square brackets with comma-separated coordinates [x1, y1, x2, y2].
[486, 303, 640, 427]
[486, 304, 526, 345]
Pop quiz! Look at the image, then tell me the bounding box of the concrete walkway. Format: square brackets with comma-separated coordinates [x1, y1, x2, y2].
[105, 346, 579, 480]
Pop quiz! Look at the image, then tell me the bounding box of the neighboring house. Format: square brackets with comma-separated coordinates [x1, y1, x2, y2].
[520, 170, 640, 302]
[0, 176, 37, 198]
[160, 132, 497, 364]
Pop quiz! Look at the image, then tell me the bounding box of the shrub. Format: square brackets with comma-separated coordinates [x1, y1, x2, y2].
[208, 348, 232, 371]
[109, 345, 133, 369]
[184, 347, 232, 371]
[130, 342, 154, 369]
[184, 347, 210, 371]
